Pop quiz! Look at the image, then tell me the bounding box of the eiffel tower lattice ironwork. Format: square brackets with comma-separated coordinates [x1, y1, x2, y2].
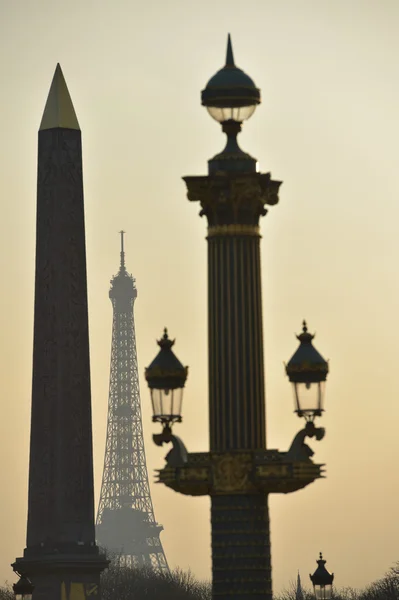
[96, 231, 168, 572]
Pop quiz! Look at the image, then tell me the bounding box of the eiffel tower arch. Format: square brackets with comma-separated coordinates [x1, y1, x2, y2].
[96, 232, 168, 572]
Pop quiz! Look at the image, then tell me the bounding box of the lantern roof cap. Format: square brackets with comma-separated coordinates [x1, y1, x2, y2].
[145, 329, 188, 390]
[201, 34, 261, 109]
[286, 321, 329, 383]
[13, 575, 34, 595]
[157, 328, 175, 350]
[310, 552, 334, 586]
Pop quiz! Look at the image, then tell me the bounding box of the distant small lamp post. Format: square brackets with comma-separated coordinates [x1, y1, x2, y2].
[13, 575, 34, 600]
[145, 328, 188, 431]
[310, 553, 334, 600]
[286, 321, 329, 422]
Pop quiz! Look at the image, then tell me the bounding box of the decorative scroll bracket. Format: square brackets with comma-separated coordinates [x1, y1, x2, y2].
[153, 429, 188, 468]
[286, 421, 325, 462]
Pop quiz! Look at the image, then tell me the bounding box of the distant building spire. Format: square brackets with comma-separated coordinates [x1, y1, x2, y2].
[296, 571, 304, 600]
[39, 63, 80, 131]
[119, 230, 126, 272]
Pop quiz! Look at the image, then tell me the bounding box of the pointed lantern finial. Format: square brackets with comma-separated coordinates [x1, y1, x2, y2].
[158, 328, 174, 350]
[39, 63, 80, 131]
[225, 33, 235, 67]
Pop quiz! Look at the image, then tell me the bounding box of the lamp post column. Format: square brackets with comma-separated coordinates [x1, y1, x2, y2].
[185, 170, 280, 600]
[184, 35, 281, 599]
[208, 222, 266, 452]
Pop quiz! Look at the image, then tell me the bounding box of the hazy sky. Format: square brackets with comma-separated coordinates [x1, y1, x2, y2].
[1, 0, 399, 593]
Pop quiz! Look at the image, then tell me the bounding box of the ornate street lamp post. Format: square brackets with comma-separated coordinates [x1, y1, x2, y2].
[310, 553, 334, 599]
[146, 36, 330, 600]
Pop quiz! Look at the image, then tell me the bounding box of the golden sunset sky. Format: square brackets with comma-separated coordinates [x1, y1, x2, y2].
[0, 0, 398, 592]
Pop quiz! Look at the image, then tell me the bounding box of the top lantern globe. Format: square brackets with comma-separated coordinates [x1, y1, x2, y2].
[285, 321, 329, 421]
[201, 34, 261, 124]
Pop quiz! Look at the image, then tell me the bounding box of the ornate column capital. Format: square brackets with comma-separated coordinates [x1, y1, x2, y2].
[183, 172, 281, 228]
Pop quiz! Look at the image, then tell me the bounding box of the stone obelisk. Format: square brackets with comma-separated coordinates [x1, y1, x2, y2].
[13, 64, 108, 600]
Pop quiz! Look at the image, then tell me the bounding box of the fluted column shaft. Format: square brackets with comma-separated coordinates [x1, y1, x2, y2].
[208, 226, 271, 600]
[208, 229, 265, 451]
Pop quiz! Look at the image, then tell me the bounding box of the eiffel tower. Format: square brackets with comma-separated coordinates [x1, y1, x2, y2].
[96, 232, 168, 572]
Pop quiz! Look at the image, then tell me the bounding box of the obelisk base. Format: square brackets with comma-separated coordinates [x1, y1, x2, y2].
[13, 552, 108, 600]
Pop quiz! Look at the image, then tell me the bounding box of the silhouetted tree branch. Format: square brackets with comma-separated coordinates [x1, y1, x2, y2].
[100, 562, 211, 600]
[2, 560, 399, 600]
[0, 582, 14, 600]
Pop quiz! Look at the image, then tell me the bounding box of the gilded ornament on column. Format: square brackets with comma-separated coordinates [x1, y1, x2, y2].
[211, 453, 255, 494]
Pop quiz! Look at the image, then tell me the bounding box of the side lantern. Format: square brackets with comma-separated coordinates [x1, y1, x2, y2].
[286, 321, 329, 421]
[145, 328, 188, 430]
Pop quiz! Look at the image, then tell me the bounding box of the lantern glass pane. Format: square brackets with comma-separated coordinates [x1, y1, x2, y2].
[207, 105, 256, 123]
[293, 381, 325, 417]
[151, 389, 162, 419]
[174, 388, 183, 419]
[151, 388, 183, 423]
[314, 584, 332, 600]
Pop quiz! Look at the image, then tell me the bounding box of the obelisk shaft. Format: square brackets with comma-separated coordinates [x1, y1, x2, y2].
[28, 126, 95, 549]
[13, 64, 107, 600]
